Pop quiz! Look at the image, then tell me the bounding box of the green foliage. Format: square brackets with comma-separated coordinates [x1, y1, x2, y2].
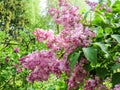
[111, 34, 120, 43]
[96, 67, 109, 79]
[0, 0, 28, 31]
[82, 0, 120, 89]
[0, 0, 120, 90]
[39, 74, 67, 90]
[0, 0, 49, 90]
[112, 73, 120, 87]
[69, 51, 81, 70]
[93, 42, 109, 57]
[112, 64, 120, 70]
[83, 47, 97, 66]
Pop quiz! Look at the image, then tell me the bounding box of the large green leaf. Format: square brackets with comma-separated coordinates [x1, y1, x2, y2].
[93, 42, 109, 58]
[83, 47, 97, 66]
[69, 51, 81, 70]
[111, 34, 120, 43]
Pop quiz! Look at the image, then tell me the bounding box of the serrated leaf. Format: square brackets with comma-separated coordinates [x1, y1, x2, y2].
[70, 51, 81, 70]
[112, 73, 120, 87]
[93, 42, 109, 58]
[111, 34, 120, 43]
[83, 47, 97, 66]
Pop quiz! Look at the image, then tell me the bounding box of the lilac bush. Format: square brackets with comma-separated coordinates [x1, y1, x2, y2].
[17, 0, 120, 90]
[18, 0, 95, 89]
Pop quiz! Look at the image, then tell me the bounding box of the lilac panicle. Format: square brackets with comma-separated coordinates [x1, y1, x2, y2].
[19, 0, 96, 89]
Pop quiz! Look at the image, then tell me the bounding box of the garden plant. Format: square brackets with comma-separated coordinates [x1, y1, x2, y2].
[0, 0, 120, 90]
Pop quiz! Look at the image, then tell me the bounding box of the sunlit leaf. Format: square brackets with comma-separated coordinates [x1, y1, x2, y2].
[111, 34, 120, 43]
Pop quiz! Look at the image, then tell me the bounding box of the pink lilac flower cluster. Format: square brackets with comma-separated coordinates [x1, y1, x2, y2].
[113, 84, 120, 90]
[19, 50, 57, 82]
[85, 0, 112, 12]
[33, 26, 95, 56]
[68, 58, 87, 90]
[51, 59, 70, 77]
[99, 4, 112, 12]
[84, 76, 108, 90]
[85, 0, 98, 11]
[16, 68, 22, 73]
[19, 0, 95, 89]
[58, 0, 68, 6]
[97, 85, 108, 90]
[84, 79, 97, 90]
[48, 2, 81, 29]
[19, 50, 70, 82]
[34, 0, 95, 56]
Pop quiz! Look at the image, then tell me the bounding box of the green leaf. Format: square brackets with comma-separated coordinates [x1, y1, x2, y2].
[83, 47, 97, 66]
[84, 64, 92, 72]
[92, 27, 103, 38]
[97, 27, 104, 37]
[111, 64, 120, 70]
[92, 16, 101, 25]
[93, 42, 109, 58]
[70, 51, 81, 70]
[105, 27, 113, 34]
[99, 14, 106, 23]
[84, 10, 90, 19]
[112, 72, 120, 87]
[111, 34, 120, 43]
[96, 67, 108, 79]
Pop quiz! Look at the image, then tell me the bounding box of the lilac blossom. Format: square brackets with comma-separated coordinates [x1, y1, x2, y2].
[113, 84, 120, 90]
[99, 4, 112, 12]
[16, 68, 22, 73]
[5, 56, 9, 63]
[68, 58, 87, 90]
[19, 0, 95, 89]
[85, 0, 98, 11]
[14, 48, 19, 53]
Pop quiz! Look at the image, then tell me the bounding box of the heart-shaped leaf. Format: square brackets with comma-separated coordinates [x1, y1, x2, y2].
[83, 47, 97, 66]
